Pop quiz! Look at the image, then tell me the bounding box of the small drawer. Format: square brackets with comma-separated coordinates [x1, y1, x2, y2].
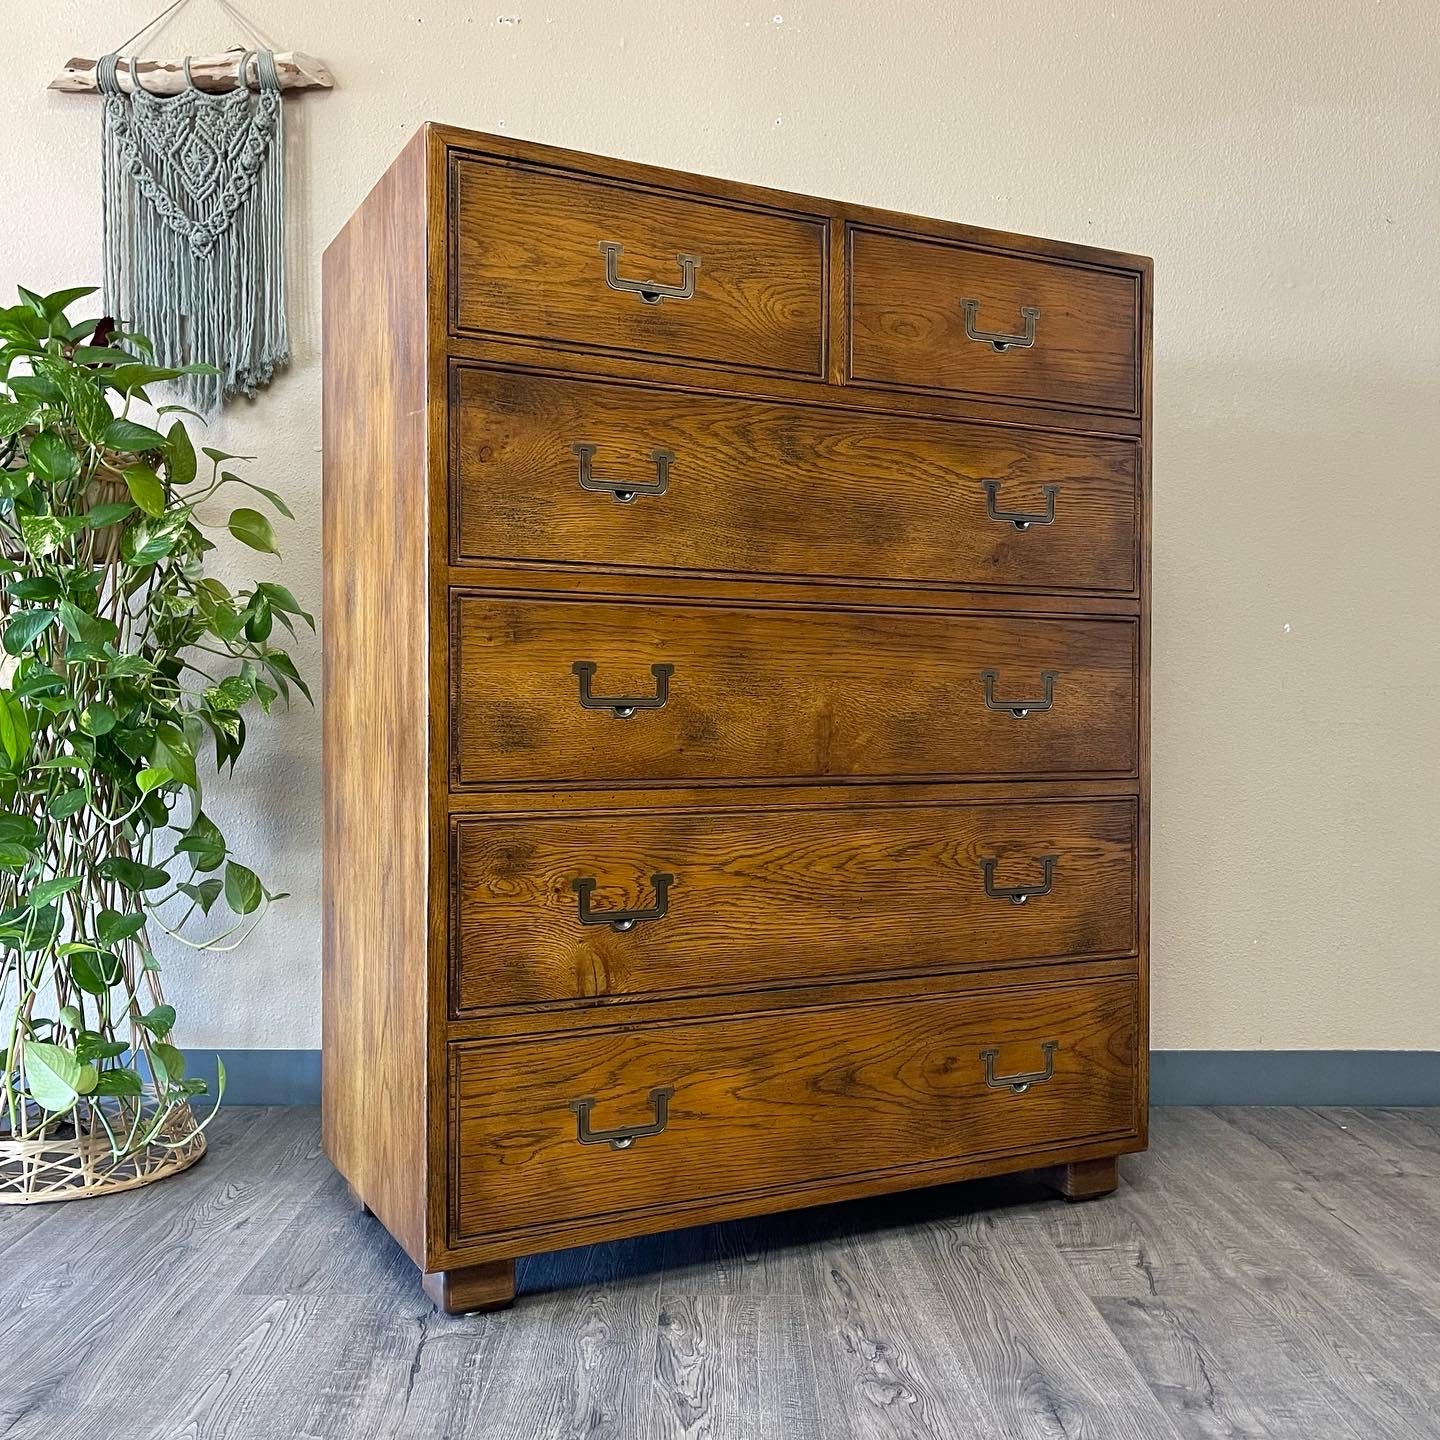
[449, 976, 1138, 1242]
[452, 367, 1140, 594]
[450, 155, 827, 377]
[449, 594, 1137, 788]
[848, 225, 1141, 415]
[449, 798, 1137, 1012]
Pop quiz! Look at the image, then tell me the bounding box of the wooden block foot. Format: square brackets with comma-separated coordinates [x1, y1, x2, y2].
[422, 1259, 516, 1315]
[346, 1182, 372, 1216]
[1039, 1156, 1119, 1202]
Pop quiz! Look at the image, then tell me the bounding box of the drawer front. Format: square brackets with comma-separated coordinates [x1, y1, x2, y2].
[451, 156, 827, 376]
[450, 596, 1137, 787]
[849, 226, 1140, 415]
[452, 368, 1139, 594]
[450, 977, 1138, 1241]
[451, 798, 1137, 1011]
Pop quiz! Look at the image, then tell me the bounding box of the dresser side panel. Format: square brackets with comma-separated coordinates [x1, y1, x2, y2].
[321, 127, 433, 1268]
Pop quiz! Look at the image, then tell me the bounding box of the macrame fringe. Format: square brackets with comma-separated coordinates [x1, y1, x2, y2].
[99, 50, 288, 418]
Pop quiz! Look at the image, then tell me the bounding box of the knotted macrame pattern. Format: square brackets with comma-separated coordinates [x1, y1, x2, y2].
[99, 50, 288, 416]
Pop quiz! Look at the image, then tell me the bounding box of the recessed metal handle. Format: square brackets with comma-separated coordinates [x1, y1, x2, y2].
[572, 872, 674, 932]
[572, 661, 673, 719]
[574, 443, 672, 504]
[570, 1086, 674, 1150]
[600, 242, 699, 304]
[981, 1041, 1058, 1094]
[980, 854, 1058, 905]
[962, 299, 1039, 352]
[981, 669, 1057, 718]
[983, 480, 1058, 531]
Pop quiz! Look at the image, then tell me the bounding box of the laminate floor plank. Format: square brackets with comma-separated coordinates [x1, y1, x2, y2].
[4, 1107, 1440, 1438]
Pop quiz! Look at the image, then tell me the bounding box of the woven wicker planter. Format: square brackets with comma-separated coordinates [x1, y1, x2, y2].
[0, 1097, 205, 1205]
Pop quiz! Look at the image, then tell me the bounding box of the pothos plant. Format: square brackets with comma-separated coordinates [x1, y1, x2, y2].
[0, 285, 311, 1157]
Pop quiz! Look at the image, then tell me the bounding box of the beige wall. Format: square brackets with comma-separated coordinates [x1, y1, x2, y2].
[5, 1, 1438, 1050]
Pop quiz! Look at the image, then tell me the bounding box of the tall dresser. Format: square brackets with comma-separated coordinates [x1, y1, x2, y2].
[322, 124, 1151, 1314]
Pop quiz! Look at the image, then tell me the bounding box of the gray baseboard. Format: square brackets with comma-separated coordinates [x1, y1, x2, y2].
[206, 1048, 1440, 1108]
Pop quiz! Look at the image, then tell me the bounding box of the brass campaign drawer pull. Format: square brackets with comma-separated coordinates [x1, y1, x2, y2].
[962, 299, 1039, 351]
[981, 1041, 1059, 1094]
[573, 443, 672, 504]
[980, 854, 1058, 905]
[981, 669, 1058, 718]
[569, 1087, 674, 1150]
[984, 479, 1058, 531]
[572, 661, 674, 718]
[599, 242, 699, 304]
[572, 872, 675, 932]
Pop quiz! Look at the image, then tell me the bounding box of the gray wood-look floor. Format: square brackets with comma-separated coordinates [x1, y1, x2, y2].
[3, 1106, 1439, 1438]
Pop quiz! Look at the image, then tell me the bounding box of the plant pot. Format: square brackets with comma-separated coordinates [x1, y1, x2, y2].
[0, 1094, 205, 1204]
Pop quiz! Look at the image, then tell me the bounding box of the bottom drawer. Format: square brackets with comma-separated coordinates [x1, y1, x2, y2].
[450, 976, 1138, 1243]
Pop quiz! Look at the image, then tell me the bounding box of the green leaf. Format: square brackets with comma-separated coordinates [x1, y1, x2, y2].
[101, 417, 168, 452]
[223, 860, 263, 915]
[78, 702, 116, 736]
[28, 875, 82, 909]
[23, 1041, 91, 1113]
[166, 420, 197, 486]
[136, 766, 171, 794]
[178, 877, 223, 913]
[122, 463, 166, 517]
[49, 785, 88, 820]
[18, 513, 69, 558]
[0, 399, 39, 438]
[204, 674, 254, 711]
[3, 608, 56, 655]
[38, 285, 97, 318]
[96, 856, 170, 891]
[137, 1004, 176, 1039]
[0, 695, 31, 767]
[57, 599, 118, 647]
[256, 582, 313, 630]
[86, 500, 135, 528]
[151, 1041, 186, 1087]
[56, 1004, 83, 1031]
[0, 815, 39, 846]
[0, 841, 31, 869]
[152, 722, 198, 791]
[91, 1067, 144, 1097]
[260, 649, 312, 706]
[28, 431, 79, 484]
[7, 575, 64, 601]
[176, 811, 226, 872]
[227, 507, 278, 555]
[69, 950, 124, 994]
[97, 908, 147, 947]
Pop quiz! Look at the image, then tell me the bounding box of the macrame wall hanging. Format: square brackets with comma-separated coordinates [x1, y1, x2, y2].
[51, 0, 332, 416]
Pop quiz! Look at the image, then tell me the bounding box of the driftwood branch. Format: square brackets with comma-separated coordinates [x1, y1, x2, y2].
[49, 49, 333, 95]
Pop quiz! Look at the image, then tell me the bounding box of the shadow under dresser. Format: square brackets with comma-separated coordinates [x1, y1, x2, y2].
[321, 123, 1152, 1314]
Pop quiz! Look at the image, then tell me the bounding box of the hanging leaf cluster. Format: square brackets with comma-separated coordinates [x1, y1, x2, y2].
[0, 284, 310, 1149]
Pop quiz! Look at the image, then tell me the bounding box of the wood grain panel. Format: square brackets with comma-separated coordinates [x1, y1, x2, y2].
[452, 366, 1139, 593]
[849, 225, 1140, 415]
[450, 595, 1138, 787]
[450, 155, 827, 376]
[450, 977, 1137, 1242]
[321, 129, 433, 1269]
[450, 798, 1137, 1011]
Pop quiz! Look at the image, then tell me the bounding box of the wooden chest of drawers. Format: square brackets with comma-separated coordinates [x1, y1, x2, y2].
[322, 125, 1151, 1314]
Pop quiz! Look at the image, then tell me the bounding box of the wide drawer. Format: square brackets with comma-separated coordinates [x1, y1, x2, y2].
[450, 156, 827, 377]
[848, 226, 1141, 415]
[449, 595, 1137, 787]
[450, 976, 1138, 1241]
[452, 367, 1140, 594]
[450, 798, 1137, 1012]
